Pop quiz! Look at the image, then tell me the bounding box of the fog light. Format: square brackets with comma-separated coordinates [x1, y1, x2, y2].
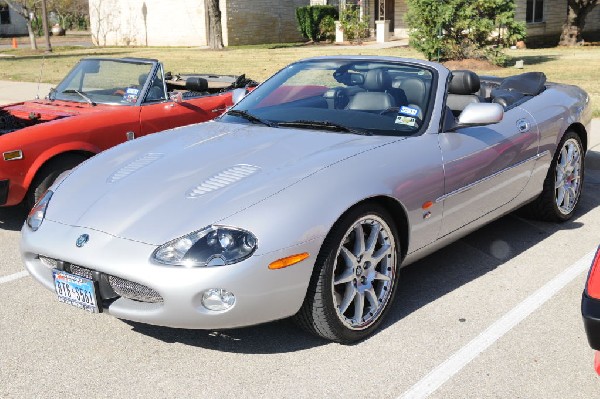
[201, 288, 235, 311]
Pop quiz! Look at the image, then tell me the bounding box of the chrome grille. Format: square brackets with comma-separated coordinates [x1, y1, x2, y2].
[108, 275, 163, 303]
[69, 264, 94, 280]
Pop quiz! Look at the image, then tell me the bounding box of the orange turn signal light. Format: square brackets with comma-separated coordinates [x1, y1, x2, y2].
[422, 201, 433, 210]
[268, 253, 310, 270]
[3, 150, 23, 161]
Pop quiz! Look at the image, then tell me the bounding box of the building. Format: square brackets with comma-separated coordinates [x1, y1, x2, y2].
[0, 1, 29, 37]
[88, 0, 306, 46]
[314, 0, 600, 47]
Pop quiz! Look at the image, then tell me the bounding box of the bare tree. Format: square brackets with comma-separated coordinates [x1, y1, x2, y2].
[40, 0, 51, 52]
[5, 0, 38, 49]
[559, 0, 598, 46]
[207, 0, 224, 49]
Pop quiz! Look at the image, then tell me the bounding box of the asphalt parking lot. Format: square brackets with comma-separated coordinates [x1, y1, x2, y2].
[1, 89, 599, 396]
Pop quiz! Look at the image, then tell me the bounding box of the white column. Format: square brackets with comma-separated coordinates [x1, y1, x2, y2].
[375, 20, 390, 42]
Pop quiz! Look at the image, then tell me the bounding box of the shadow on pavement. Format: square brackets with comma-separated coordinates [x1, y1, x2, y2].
[0, 205, 26, 231]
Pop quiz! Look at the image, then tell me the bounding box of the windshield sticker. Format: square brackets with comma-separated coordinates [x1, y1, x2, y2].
[122, 93, 138, 103]
[126, 87, 140, 95]
[399, 106, 419, 117]
[395, 116, 416, 127]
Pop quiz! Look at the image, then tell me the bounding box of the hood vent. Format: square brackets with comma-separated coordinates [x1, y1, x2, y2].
[108, 153, 164, 183]
[186, 164, 260, 198]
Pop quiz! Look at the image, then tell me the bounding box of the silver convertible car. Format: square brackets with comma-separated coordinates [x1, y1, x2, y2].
[22, 56, 591, 343]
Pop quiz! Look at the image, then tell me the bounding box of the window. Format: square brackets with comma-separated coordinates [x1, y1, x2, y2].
[0, 2, 10, 25]
[526, 0, 544, 23]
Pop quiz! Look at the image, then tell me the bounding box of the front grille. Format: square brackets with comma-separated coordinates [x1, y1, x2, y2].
[108, 275, 163, 303]
[69, 264, 93, 280]
[46, 258, 163, 304]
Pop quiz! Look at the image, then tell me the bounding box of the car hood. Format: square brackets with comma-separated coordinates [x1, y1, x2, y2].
[46, 121, 393, 245]
[0, 100, 109, 135]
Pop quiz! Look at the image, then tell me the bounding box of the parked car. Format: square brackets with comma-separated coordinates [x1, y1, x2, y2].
[582, 246, 600, 375]
[21, 56, 591, 343]
[0, 57, 254, 208]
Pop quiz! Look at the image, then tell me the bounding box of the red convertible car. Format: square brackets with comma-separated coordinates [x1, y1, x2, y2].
[0, 57, 253, 208]
[582, 246, 600, 375]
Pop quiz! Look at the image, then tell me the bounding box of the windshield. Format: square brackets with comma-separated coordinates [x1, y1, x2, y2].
[221, 59, 435, 136]
[52, 59, 156, 105]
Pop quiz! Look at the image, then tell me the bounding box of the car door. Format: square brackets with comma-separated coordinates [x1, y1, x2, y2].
[437, 106, 539, 236]
[138, 93, 232, 137]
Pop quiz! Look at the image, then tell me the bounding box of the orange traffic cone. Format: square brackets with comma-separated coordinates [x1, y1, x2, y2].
[11, 38, 17, 48]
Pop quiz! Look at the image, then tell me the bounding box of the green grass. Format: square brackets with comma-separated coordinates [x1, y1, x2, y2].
[1, 44, 599, 117]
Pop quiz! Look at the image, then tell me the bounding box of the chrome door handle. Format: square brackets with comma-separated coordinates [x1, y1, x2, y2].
[517, 119, 530, 133]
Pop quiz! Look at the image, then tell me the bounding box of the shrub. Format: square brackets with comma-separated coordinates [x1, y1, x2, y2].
[406, 0, 526, 65]
[319, 15, 336, 42]
[296, 5, 339, 42]
[340, 5, 370, 44]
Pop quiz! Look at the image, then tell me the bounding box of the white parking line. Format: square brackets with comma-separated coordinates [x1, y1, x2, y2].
[399, 249, 595, 399]
[0, 270, 29, 285]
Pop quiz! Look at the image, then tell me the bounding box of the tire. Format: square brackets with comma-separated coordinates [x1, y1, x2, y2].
[25, 154, 88, 209]
[521, 131, 584, 222]
[294, 204, 401, 343]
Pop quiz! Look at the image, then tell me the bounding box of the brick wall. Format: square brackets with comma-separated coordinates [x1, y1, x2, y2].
[516, 0, 600, 47]
[224, 0, 306, 45]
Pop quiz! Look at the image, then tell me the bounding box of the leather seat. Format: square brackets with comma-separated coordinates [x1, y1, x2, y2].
[446, 70, 481, 116]
[346, 69, 395, 112]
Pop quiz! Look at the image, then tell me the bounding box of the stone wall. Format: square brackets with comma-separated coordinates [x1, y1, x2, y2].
[89, 0, 207, 46]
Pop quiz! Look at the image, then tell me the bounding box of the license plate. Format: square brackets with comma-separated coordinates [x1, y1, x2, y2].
[52, 269, 99, 313]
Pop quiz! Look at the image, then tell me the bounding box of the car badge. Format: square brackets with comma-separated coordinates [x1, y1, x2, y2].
[76, 234, 90, 248]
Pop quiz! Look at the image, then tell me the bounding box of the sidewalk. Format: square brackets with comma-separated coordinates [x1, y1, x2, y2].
[0, 80, 52, 105]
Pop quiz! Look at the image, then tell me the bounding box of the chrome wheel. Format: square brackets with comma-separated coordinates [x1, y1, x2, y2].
[555, 138, 582, 215]
[331, 215, 396, 330]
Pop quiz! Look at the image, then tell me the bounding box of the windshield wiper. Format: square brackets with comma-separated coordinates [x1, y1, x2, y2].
[61, 89, 96, 106]
[225, 109, 276, 127]
[277, 120, 372, 136]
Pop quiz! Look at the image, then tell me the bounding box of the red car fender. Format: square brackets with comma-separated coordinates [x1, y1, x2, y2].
[19, 141, 100, 199]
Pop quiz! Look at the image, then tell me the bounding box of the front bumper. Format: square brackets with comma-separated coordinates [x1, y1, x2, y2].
[21, 219, 319, 329]
[582, 291, 600, 350]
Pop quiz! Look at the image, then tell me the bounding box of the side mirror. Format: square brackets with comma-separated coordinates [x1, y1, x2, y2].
[457, 102, 503, 126]
[231, 88, 247, 105]
[447, 102, 503, 132]
[169, 91, 183, 104]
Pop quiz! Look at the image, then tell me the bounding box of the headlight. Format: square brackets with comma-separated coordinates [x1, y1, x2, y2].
[26, 190, 53, 231]
[152, 226, 257, 267]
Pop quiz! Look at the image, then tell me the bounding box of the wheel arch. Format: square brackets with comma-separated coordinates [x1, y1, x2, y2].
[328, 195, 410, 263]
[566, 122, 588, 152]
[22, 149, 97, 204]
[23, 144, 99, 194]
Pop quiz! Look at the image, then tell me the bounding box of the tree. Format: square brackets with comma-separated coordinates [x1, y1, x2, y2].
[406, 0, 525, 65]
[5, 0, 38, 49]
[559, 0, 598, 46]
[207, 0, 224, 49]
[48, 0, 89, 30]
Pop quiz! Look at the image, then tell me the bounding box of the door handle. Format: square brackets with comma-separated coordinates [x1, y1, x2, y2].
[516, 119, 530, 133]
